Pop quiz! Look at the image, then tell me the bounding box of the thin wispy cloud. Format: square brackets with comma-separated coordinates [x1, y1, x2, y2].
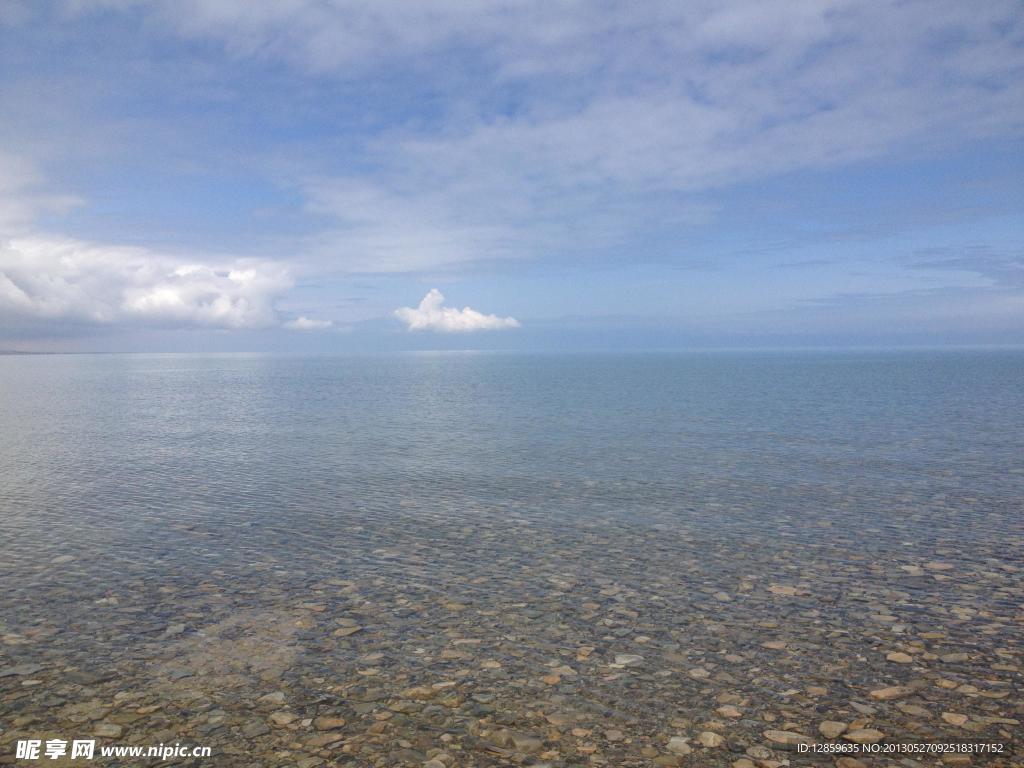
[395, 289, 520, 333]
[0, 151, 82, 231]
[267, 0, 1022, 275]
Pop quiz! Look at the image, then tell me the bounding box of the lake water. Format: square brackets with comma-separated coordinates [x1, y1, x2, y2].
[1, 351, 1021, 766]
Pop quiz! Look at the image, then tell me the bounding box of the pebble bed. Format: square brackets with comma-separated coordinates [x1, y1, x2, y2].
[1, 482, 1021, 767]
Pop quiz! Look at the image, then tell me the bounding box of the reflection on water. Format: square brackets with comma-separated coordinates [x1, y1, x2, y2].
[1, 352, 1021, 766]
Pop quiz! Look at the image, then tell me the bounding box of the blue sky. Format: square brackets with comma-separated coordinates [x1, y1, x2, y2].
[0, 0, 1021, 351]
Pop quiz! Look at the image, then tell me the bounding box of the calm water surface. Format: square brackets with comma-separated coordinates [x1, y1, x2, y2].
[1, 352, 1021, 766]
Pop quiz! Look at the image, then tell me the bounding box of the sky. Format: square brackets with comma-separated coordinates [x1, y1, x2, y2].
[0, 0, 1022, 352]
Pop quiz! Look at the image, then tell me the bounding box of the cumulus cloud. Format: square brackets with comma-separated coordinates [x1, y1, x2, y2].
[394, 289, 520, 332]
[0, 157, 307, 335]
[284, 315, 333, 331]
[0, 236, 292, 329]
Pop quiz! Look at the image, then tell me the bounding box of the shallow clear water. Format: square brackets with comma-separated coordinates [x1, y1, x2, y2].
[1, 351, 1022, 766]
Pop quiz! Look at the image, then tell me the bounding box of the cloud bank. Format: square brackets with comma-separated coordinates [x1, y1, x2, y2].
[394, 289, 520, 333]
[0, 236, 292, 329]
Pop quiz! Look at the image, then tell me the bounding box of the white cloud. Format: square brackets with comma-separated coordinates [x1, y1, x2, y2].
[0, 236, 292, 329]
[394, 289, 520, 332]
[284, 315, 333, 331]
[0, 155, 307, 335]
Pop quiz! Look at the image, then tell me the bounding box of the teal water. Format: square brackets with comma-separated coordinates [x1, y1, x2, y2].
[2, 351, 1021, 556]
[2, 350, 1022, 605]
